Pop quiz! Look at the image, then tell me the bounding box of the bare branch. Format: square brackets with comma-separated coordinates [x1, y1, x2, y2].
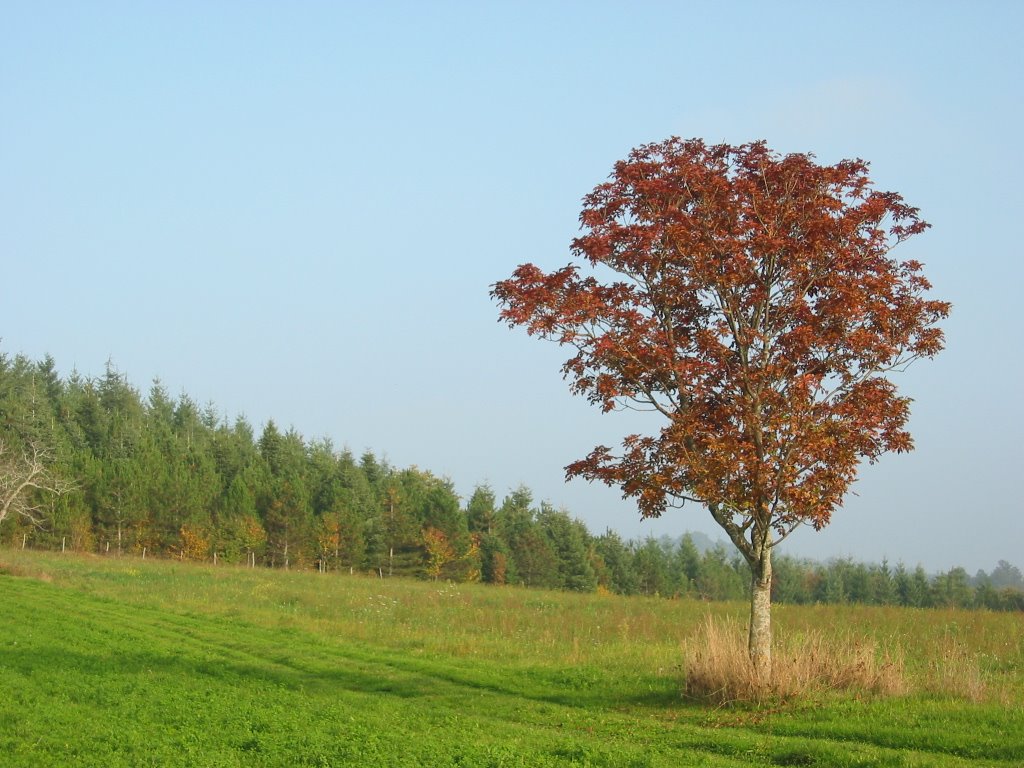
[0, 439, 73, 529]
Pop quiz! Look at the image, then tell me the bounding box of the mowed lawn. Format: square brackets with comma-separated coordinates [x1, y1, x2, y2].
[1, 549, 1021, 767]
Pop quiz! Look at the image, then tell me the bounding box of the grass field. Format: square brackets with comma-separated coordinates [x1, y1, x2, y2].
[1, 548, 1021, 766]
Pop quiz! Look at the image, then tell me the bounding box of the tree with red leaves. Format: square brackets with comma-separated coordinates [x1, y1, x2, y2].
[492, 138, 949, 680]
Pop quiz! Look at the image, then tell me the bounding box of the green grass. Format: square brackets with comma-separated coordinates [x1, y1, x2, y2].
[1, 549, 1021, 766]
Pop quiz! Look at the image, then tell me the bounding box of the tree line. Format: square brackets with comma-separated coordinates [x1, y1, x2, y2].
[1, 350, 1020, 611]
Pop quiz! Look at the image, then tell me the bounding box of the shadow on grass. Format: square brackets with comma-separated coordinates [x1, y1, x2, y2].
[7, 637, 1021, 765]
[0, 628, 686, 718]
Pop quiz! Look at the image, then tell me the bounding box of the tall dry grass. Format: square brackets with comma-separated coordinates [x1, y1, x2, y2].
[682, 615, 999, 705]
[922, 635, 988, 702]
[683, 615, 907, 704]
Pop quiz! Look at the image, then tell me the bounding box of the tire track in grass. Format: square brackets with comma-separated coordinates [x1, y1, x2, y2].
[2, 580, 592, 766]
[73, 592, 1024, 767]
[4, 573, 1021, 767]
[9, 576, 612, 715]
[5, 578, 692, 764]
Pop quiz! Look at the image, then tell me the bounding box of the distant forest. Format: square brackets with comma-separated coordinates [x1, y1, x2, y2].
[1, 350, 1022, 611]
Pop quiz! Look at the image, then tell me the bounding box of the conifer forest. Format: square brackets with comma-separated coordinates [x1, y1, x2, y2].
[1, 351, 1020, 611]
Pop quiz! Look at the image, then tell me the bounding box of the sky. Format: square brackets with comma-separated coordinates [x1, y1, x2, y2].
[2, 2, 1021, 574]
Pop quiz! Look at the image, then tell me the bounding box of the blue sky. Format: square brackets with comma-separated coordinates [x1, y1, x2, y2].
[2, 2, 1021, 573]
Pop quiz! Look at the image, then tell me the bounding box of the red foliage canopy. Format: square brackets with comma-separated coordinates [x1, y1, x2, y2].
[493, 138, 949, 557]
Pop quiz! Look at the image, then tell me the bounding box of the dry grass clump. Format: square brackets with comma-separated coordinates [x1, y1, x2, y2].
[923, 635, 988, 702]
[683, 615, 908, 705]
[0, 558, 53, 582]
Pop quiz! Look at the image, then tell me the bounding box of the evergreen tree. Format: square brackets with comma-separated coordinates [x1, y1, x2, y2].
[870, 560, 898, 605]
[594, 530, 638, 594]
[368, 482, 419, 577]
[673, 534, 702, 595]
[908, 565, 932, 607]
[632, 538, 670, 596]
[932, 566, 973, 608]
[497, 486, 558, 589]
[536, 504, 596, 592]
[988, 560, 1024, 591]
[696, 545, 747, 601]
[466, 484, 497, 535]
[257, 424, 312, 568]
[479, 532, 514, 585]
[772, 555, 814, 604]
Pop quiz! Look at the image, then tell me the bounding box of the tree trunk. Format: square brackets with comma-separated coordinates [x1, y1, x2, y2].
[748, 547, 772, 683]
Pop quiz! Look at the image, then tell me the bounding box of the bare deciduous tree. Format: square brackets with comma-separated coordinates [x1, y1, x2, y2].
[0, 439, 71, 528]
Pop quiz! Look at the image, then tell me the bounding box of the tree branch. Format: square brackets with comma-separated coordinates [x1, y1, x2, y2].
[0, 440, 73, 529]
